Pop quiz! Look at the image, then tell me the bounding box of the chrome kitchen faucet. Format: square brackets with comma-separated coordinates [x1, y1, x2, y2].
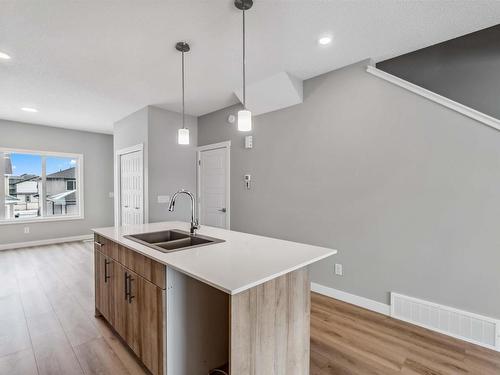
[168, 189, 200, 235]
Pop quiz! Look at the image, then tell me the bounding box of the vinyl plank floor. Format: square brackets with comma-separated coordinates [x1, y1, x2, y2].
[0, 348, 38, 375]
[0, 315, 32, 357]
[1, 242, 499, 375]
[74, 337, 132, 375]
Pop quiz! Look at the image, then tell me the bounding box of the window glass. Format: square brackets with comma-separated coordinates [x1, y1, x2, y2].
[2, 153, 42, 220]
[1, 150, 82, 222]
[45, 156, 79, 217]
[66, 180, 76, 191]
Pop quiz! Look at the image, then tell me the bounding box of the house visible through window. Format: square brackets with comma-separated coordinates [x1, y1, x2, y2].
[0, 149, 83, 222]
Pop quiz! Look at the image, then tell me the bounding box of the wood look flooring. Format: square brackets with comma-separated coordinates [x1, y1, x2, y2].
[0, 241, 499, 375]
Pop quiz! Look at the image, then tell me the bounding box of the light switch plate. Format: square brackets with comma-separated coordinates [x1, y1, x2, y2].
[158, 195, 171, 204]
[244, 174, 251, 189]
[245, 135, 253, 149]
[334, 263, 343, 276]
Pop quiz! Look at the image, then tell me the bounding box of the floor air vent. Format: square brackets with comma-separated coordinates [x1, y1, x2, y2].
[391, 293, 499, 352]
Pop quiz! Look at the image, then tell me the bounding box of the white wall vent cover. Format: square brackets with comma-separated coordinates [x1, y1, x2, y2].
[391, 293, 500, 352]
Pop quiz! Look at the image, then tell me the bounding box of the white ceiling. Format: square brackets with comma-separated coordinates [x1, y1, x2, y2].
[1, 0, 500, 134]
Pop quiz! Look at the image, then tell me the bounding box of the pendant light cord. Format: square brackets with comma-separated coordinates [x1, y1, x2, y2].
[181, 50, 185, 129]
[242, 9, 246, 109]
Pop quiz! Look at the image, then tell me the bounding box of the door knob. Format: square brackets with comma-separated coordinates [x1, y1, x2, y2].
[218, 208, 227, 213]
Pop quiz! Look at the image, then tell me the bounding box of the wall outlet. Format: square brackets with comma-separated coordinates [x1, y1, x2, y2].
[158, 195, 171, 204]
[24, 227, 30, 234]
[109, 192, 114, 198]
[334, 263, 343, 276]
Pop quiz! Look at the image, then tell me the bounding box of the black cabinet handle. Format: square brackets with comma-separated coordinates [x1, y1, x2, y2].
[124, 272, 130, 300]
[104, 259, 111, 283]
[94, 241, 104, 248]
[128, 275, 135, 303]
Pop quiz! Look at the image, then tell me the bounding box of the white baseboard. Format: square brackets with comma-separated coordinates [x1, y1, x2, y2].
[311, 282, 500, 352]
[311, 282, 391, 316]
[0, 234, 93, 251]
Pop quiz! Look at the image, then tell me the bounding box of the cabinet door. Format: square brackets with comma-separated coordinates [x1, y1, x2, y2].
[112, 263, 141, 357]
[110, 261, 164, 375]
[113, 262, 128, 341]
[126, 269, 141, 356]
[139, 276, 165, 375]
[94, 250, 113, 323]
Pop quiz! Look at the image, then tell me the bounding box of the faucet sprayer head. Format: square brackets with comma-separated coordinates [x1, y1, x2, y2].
[168, 197, 176, 212]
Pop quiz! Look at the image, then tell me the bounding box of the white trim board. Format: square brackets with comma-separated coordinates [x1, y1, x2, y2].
[366, 65, 500, 132]
[0, 234, 93, 251]
[311, 282, 390, 316]
[0, 215, 84, 226]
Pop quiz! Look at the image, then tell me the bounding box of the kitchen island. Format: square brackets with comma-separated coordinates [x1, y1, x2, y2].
[93, 221, 336, 375]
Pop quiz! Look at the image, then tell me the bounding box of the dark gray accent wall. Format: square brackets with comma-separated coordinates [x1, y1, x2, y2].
[377, 24, 500, 120]
[198, 60, 500, 320]
[0, 119, 114, 244]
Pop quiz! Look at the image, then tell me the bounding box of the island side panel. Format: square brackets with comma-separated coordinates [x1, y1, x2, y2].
[166, 267, 229, 375]
[229, 267, 311, 375]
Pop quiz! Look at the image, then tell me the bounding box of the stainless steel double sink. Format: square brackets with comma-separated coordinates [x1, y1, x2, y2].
[124, 229, 224, 253]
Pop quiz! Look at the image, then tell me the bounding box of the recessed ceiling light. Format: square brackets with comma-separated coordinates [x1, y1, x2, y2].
[0, 51, 11, 60]
[21, 107, 38, 113]
[318, 36, 332, 46]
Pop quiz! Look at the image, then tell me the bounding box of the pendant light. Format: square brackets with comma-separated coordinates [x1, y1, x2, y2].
[235, 0, 253, 131]
[176, 41, 190, 145]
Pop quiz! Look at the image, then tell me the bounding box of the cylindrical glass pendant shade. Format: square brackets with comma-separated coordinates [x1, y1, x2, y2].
[178, 128, 190, 145]
[237, 109, 252, 131]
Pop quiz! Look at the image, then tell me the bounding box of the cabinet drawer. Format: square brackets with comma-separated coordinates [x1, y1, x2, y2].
[115, 244, 166, 289]
[94, 235, 166, 289]
[94, 234, 110, 256]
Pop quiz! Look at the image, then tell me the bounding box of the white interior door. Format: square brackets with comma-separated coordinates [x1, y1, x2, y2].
[120, 150, 143, 226]
[198, 144, 229, 229]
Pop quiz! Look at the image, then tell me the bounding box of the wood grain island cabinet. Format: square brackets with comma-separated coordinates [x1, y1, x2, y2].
[94, 235, 165, 374]
[93, 222, 336, 375]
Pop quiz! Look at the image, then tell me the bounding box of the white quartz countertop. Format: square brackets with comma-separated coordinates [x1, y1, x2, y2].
[92, 221, 337, 295]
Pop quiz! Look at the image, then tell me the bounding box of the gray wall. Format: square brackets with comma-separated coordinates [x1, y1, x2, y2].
[0, 119, 114, 244]
[377, 24, 500, 120]
[114, 106, 149, 153]
[148, 106, 197, 222]
[198, 61, 500, 319]
[114, 106, 198, 224]
[114, 107, 150, 223]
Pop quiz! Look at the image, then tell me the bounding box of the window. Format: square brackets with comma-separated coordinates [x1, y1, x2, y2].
[66, 180, 76, 191]
[1, 148, 83, 223]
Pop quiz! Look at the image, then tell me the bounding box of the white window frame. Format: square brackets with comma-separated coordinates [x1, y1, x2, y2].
[0, 147, 84, 225]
